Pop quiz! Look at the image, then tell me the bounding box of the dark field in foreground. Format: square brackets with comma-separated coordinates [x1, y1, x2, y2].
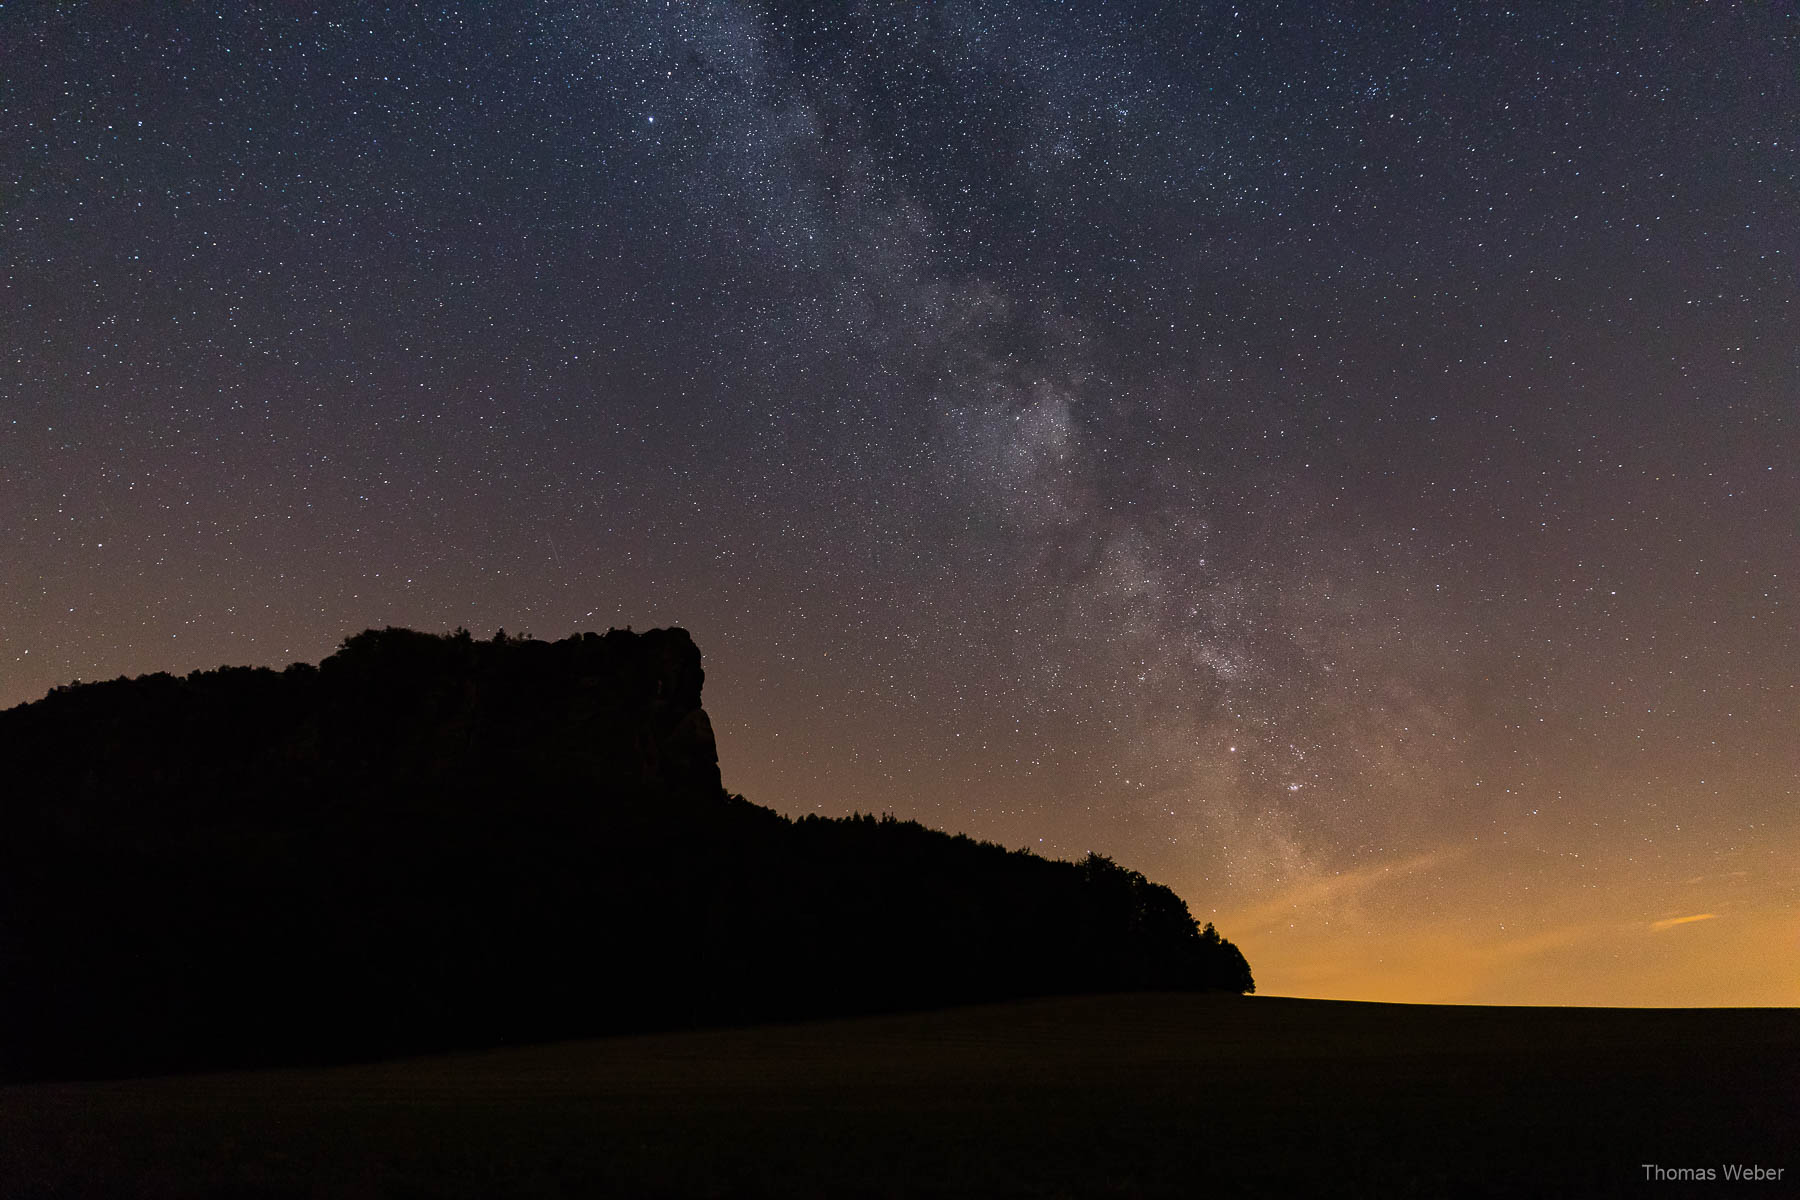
[3, 993, 1795, 1198]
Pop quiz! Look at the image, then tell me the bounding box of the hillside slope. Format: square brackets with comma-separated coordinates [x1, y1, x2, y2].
[3, 994, 1792, 1198]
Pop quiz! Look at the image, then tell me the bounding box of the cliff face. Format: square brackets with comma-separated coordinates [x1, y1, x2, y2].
[0, 627, 1251, 1084]
[2, 627, 722, 846]
[304, 625, 724, 801]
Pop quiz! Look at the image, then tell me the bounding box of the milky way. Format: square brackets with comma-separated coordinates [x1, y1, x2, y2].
[4, 2, 1796, 1004]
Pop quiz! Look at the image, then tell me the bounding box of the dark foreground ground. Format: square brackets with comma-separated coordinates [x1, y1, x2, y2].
[2, 993, 1795, 1198]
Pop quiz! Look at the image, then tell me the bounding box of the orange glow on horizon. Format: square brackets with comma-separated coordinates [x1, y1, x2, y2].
[1204, 829, 1800, 1008]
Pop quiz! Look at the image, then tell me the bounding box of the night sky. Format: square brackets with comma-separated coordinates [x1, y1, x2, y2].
[5, 2, 1795, 1006]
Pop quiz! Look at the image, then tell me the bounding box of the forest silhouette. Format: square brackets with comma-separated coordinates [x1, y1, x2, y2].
[0, 627, 1251, 1082]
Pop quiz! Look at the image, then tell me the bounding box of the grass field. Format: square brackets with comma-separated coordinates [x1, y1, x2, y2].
[2, 992, 1795, 1197]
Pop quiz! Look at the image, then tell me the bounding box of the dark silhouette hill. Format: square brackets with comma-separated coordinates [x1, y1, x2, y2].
[0, 627, 1252, 1082]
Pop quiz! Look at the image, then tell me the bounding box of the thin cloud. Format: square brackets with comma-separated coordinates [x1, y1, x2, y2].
[1224, 848, 1463, 929]
[1650, 913, 1719, 932]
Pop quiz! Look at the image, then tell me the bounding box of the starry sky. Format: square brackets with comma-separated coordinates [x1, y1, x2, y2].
[5, 2, 1796, 1006]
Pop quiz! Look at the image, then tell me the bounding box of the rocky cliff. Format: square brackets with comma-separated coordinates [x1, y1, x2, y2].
[4, 626, 722, 840]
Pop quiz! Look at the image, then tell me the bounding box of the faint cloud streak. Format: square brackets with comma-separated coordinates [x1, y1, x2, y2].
[1650, 913, 1719, 932]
